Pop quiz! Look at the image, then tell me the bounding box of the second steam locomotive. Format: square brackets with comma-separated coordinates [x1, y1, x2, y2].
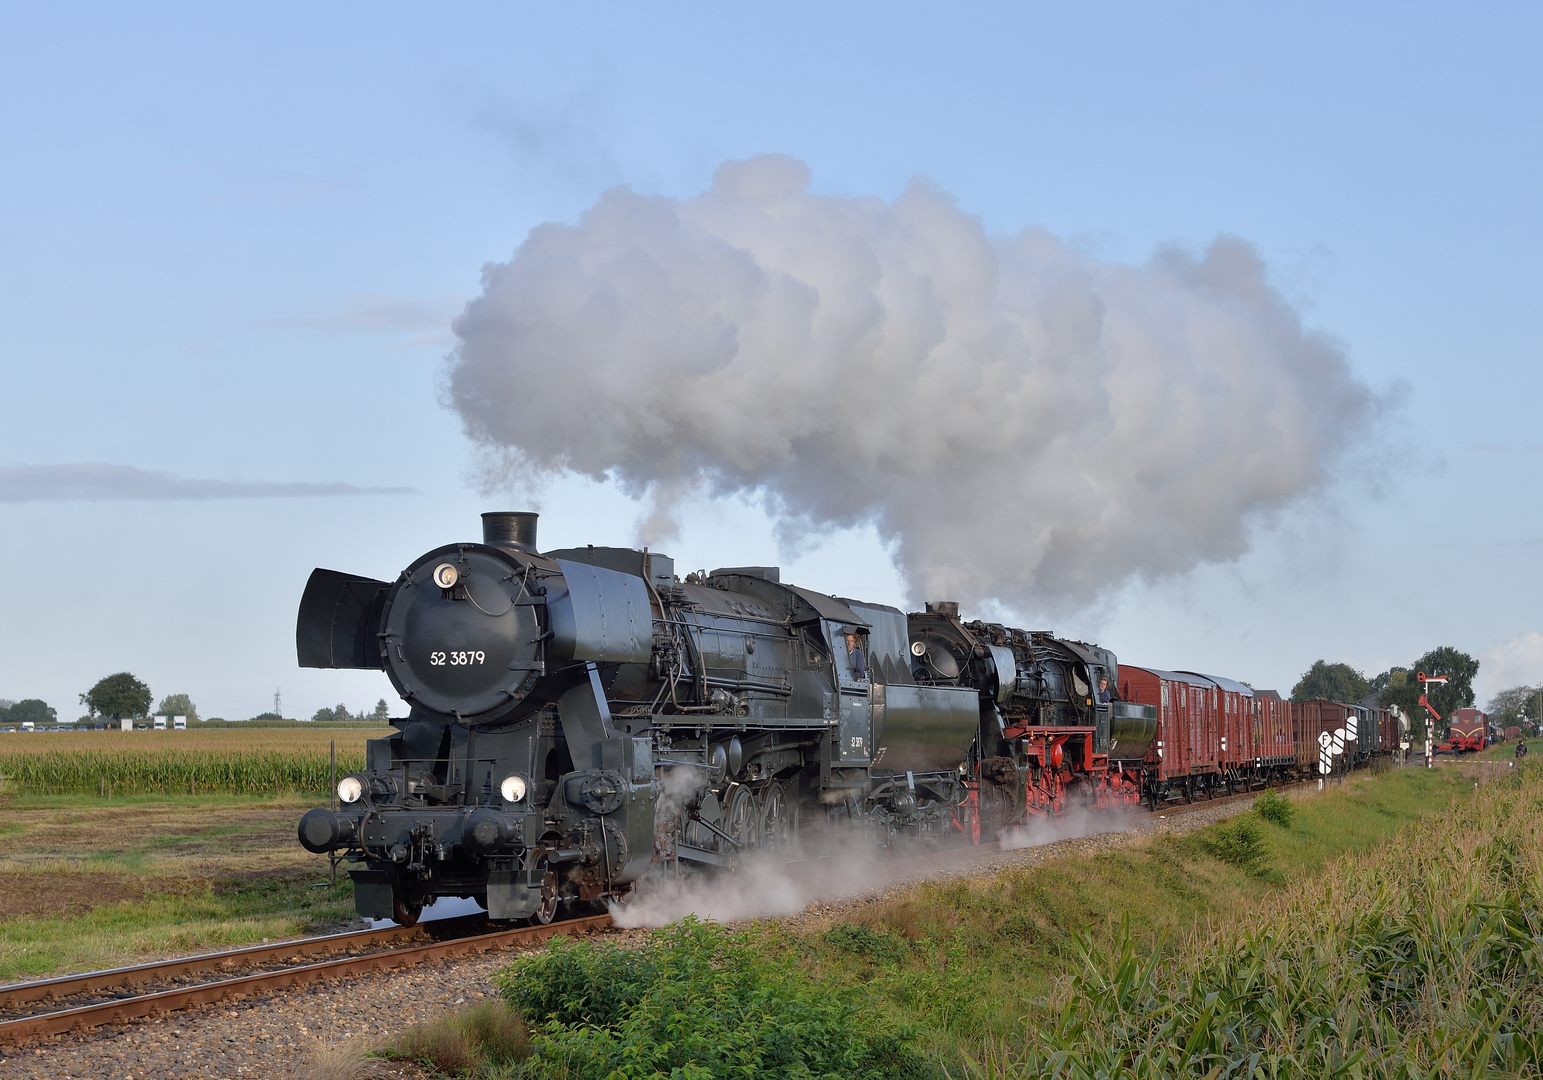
[296, 512, 1156, 925]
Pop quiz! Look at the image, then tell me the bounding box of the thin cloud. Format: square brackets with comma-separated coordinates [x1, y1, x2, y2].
[0, 464, 416, 503]
[277, 294, 457, 336]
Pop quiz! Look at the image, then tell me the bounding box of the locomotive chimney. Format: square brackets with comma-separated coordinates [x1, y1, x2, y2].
[482, 511, 539, 553]
[925, 601, 960, 618]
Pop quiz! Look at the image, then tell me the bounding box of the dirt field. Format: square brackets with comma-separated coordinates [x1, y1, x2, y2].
[0, 793, 350, 978]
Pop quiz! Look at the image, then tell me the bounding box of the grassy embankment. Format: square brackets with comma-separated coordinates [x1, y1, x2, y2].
[387, 762, 1541, 1079]
[0, 727, 390, 979]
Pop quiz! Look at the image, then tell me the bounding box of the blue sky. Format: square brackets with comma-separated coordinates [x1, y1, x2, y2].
[1, 2, 1539, 721]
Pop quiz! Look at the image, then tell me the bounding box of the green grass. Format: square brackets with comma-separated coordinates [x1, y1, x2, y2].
[391, 765, 1506, 1079]
[0, 873, 356, 981]
[1477, 737, 1535, 761]
[1001, 762, 1543, 1078]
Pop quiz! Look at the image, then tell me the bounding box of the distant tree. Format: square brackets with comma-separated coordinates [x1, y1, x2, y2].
[1370, 647, 1480, 741]
[312, 703, 356, 723]
[370, 699, 390, 723]
[1291, 661, 1371, 704]
[4, 699, 56, 726]
[80, 673, 152, 721]
[248, 711, 283, 721]
[1410, 646, 1479, 718]
[1485, 685, 1542, 728]
[155, 693, 200, 724]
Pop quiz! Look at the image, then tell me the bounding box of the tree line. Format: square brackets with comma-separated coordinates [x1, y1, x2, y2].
[1291, 645, 1540, 738]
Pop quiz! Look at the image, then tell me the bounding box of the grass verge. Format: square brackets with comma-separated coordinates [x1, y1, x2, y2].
[0, 871, 356, 980]
[388, 763, 1522, 1078]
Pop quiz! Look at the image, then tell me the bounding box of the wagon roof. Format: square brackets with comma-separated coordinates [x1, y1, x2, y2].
[1177, 671, 1254, 697]
[1120, 665, 1216, 688]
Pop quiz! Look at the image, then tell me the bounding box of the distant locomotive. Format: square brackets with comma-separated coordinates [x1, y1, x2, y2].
[295, 512, 1154, 925]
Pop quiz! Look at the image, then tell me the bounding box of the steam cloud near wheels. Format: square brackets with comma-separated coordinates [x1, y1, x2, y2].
[444, 154, 1376, 614]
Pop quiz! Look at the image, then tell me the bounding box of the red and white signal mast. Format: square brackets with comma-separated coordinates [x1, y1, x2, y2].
[1417, 671, 1448, 769]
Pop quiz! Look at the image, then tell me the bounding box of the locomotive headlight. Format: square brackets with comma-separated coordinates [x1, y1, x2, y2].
[910, 641, 927, 657]
[499, 774, 528, 803]
[337, 775, 365, 804]
[432, 563, 459, 589]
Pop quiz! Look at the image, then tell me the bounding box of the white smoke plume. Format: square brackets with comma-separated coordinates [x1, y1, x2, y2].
[446, 155, 1377, 612]
[998, 805, 1138, 851]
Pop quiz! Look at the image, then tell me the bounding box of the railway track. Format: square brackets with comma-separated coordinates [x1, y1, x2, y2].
[0, 913, 611, 1045]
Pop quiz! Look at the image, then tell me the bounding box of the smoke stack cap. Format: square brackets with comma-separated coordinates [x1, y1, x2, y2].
[925, 601, 960, 618]
[482, 512, 539, 553]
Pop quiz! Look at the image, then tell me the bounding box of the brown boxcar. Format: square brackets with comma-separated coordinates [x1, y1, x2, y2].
[1253, 689, 1295, 775]
[1119, 665, 1222, 802]
[1178, 672, 1255, 789]
[1292, 699, 1364, 775]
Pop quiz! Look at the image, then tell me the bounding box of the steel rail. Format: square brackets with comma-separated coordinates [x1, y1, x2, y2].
[0, 921, 442, 1009]
[0, 914, 611, 1044]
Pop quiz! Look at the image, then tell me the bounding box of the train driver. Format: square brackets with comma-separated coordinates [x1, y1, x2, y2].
[1098, 676, 1112, 704]
[843, 627, 868, 681]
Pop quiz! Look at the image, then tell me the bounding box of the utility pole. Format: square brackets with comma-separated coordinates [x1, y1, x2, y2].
[274, 689, 283, 719]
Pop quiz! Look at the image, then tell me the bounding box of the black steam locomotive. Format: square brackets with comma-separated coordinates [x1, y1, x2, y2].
[296, 513, 1155, 925]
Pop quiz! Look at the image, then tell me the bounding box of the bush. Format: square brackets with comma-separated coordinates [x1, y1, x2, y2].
[498, 931, 658, 1028]
[1254, 788, 1295, 828]
[824, 923, 911, 966]
[497, 917, 934, 1080]
[1201, 815, 1269, 875]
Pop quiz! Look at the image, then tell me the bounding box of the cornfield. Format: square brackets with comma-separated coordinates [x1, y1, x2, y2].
[1003, 762, 1543, 1078]
[0, 727, 384, 756]
[0, 747, 367, 795]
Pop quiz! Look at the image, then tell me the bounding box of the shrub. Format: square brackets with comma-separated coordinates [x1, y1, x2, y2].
[1254, 787, 1295, 828]
[1201, 815, 1269, 875]
[497, 917, 934, 1080]
[498, 932, 658, 1027]
[824, 923, 911, 966]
